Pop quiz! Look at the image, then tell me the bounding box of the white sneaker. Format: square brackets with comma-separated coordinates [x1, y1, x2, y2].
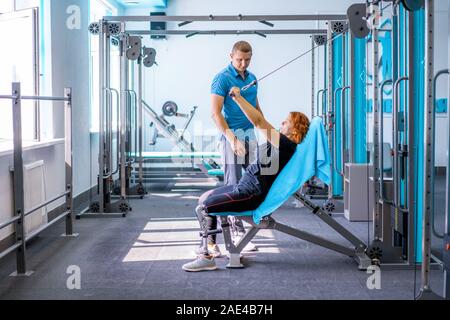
[182, 255, 217, 272]
[233, 234, 257, 252]
[194, 244, 222, 258]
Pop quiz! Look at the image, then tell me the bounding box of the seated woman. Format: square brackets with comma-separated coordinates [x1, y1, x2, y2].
[182, 87, 310, 272]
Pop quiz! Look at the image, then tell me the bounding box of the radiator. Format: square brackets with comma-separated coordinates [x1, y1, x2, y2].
[23, 160, 48, 235]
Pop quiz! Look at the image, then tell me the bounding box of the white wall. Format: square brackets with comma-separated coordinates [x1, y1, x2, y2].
[125, 0, 359, 151]
[0, 0, 126, 240]
[0, 144, 65, 241]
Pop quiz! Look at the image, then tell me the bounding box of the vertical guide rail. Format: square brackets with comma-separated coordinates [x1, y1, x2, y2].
[446, 70, 450, 298]
[349, 34, 355, 164]
[372, 27, 381, 240]
[137, 58, 144, 184]
[417, 0, 442, 300]
[120, 34, 128, 199]
[64, 88, 74, 236]
[98, 20, 105, 213]
[327, 21, 334, 200]
[311, 37, 315, 117]
[12, 82, 28, 275]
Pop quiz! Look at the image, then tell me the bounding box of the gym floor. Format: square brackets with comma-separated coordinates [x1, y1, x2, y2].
[0, 177, 445, 300]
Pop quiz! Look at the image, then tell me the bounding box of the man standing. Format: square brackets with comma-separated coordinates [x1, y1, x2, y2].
[210, 41, 261, 254]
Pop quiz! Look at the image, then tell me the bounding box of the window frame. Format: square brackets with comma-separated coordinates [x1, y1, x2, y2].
[0, 7, 40, 141]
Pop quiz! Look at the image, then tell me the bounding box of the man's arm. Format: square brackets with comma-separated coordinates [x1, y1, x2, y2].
[211, 94, 246, 156]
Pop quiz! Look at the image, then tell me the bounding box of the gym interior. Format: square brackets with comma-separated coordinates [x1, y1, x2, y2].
[0, 0, 449, 302]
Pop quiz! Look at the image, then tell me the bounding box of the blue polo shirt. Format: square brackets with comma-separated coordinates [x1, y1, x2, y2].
[211, 63, 258, 140]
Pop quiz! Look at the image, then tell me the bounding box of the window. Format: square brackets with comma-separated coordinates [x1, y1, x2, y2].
[0, 9, 39, 141]
[89, 0, 119, 132]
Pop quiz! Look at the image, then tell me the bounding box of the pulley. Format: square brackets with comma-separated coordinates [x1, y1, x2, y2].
[162, 101, 179, 117]
[347, 3, 371, 38]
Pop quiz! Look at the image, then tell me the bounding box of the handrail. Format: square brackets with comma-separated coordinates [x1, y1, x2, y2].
[0, 216, 21, 231]
[392, 76, 408, 207]
[109, 88, 121, 176]
[339, 86, 351, 176]
[125, 90, 138, 161]
[316, 89, 326, 117]
[25, 210, 70, 242]
[431, 69, 449, 239]
[103, 88, 113, 179]
[24, 190, 70, 217]
[322, 89, 328, 119]
[0, 95, 70, 101]
[379, 79, 393, 203]
[333, 87, 344, 173]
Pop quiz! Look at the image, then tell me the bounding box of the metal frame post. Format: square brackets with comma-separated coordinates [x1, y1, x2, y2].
[120, 34, 128, 199]
[417, 0, 442, 300]
[137, 57, 144, 186]
[64, 87, 74, 236]
[105, 25, 112, 190]
[11, 83, 30, 276]
[327, 22, 334, 200]
[372, 27, 382, 240]
[98, 20, 106, 214]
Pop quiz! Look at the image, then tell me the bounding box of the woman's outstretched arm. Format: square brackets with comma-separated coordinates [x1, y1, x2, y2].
[229, 87, 280, 148]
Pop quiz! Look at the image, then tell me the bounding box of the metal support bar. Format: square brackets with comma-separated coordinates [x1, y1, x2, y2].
[64, 87, 74, 236]
[0, 216, 21, 231]
[417, 0, 442, 300]
[273, 221, 356, 257]
[327, 22, 334, 200]
[106, 14, 348, 22]
[371, 26, 382, 240]
[120, 34, 128, 199]
[25, 210, 71, 242]
[11, 82, 27, 275]
[0, 242, 22, 261]
[126, 29, 328, 36]
[294, 192, 368, 250]
[24, 190, 70, 217]
[0, 95, 69, 101]
[137, 59, 144, 185]
[98, 20, 106, 214]
[20, 96, 70, 101]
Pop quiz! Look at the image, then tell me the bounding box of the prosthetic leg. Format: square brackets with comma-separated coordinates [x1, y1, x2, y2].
[195, 205, 223, 257]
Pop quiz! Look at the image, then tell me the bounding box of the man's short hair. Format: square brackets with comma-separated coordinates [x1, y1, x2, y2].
[232, 41, 252, 53]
